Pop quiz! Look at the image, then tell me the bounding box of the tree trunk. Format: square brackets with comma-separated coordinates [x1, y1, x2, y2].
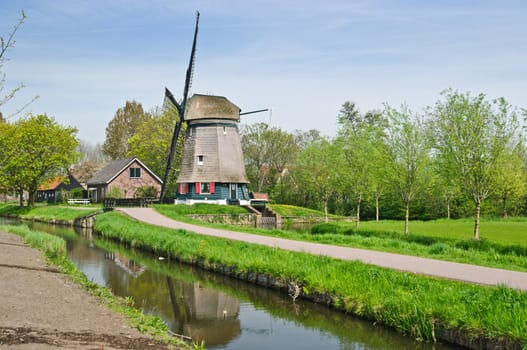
[18, 187, 24, 207]
[502, 195, 508, 219]
[474, 199, 481, 240]
[355, 194, 361, 229]
[375, 193, 380, 222]
[446, 198, 451, 220]
[324, 198, 328, 223]
[404, 202, 410, 235]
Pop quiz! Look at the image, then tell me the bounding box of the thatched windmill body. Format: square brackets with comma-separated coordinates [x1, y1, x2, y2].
[175, 94, 250, 204]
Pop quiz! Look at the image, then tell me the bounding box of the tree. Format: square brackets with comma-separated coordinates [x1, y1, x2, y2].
[291, 138, 340, 222]
[430, 90, 521, 239]
[337, 102, 388, 226]
[240, 123, 299, 194]
[383, 104, 431, 235]
[0, 121, 15, 199]
[8, 114, 79, 206]
[128, 109, 181, 196]
[102, 100, 150, 160]
[492, 142, 526, 218]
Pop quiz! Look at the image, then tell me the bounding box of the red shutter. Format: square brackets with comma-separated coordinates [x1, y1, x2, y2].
[182, 183, 188, 194]
[177, 183, 182, 194]
[195, 182, 201, 194]
[210, 182, 215, 194]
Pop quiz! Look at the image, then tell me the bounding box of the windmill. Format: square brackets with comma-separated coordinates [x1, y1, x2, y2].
[160, 12, 266, 205]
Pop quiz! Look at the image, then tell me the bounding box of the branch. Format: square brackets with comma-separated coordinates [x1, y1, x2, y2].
[0, 10, 26, 61]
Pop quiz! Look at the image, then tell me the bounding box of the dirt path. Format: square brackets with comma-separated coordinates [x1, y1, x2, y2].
[118, 207, 527, 291]
[0, 230, 176, 349]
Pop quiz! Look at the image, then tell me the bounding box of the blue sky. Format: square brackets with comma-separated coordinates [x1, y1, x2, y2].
[1, 0, 526, 144]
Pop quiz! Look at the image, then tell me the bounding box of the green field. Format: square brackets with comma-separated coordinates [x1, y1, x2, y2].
[359, 218, 527, 245]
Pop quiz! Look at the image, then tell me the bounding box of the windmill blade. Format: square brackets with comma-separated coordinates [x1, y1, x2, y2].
[159, 11, 200, 202]
[163, 87, 182, 116]
[180, 10, 200, 118]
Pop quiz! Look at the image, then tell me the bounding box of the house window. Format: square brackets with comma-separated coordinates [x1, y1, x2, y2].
[200, 182, 210, 194]
[198, 155, 204, 166]
[129, 167, 141, 178]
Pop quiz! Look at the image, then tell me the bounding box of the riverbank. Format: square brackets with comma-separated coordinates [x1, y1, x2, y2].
[0, 228, 186, 349]
[95, 210, 526, 349]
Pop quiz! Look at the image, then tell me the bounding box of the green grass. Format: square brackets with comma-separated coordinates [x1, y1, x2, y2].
[359, 219, 527, 245]
[94, 212, 527, 346]
[155, 203, 248, 216]
[0, 203, 100, 221]
[269, 204, 338, 218]
[1, 224, 66, 257]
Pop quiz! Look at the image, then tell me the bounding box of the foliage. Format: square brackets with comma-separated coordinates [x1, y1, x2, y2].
[0, 114, 79, 207]
[94, 212, 527, 344]
[336, 102, 389, 227]
[107, 186, 123, 199]
[289, 138, 340, 221]
[240, 123, 300, 193]
[127, 108, 180, 197]
[135, 185, 159, 198]
[102, 100, 151, 160]
[382, 104, 432, 234]
[429, 90, 524, 239]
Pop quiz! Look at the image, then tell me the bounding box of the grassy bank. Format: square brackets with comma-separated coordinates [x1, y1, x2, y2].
[154, 205, 527, 272]
[0, 224, 190, 349]
[94, 211, 527, 347]
[0, 203, 100, 222]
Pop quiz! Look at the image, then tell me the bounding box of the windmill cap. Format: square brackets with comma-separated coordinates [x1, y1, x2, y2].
[186, 94, 241, 121]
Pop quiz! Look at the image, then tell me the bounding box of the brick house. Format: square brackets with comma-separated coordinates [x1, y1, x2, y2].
[87, 157, 162, 202]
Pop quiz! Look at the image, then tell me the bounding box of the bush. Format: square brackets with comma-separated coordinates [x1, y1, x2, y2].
[428, 242, 450, 255]
[310, 223, 340, 234]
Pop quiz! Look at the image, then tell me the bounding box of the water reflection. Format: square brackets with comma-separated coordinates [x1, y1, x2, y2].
[1, 219, 462, 350]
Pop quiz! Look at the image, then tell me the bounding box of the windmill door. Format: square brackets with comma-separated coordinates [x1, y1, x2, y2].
[230, 184, 238, 200]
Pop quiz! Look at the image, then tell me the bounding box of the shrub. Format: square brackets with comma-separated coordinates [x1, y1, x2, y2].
[310, 223, 340, 234]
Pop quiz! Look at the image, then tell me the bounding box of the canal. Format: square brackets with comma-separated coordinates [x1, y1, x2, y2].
[2, 219, 462, 349]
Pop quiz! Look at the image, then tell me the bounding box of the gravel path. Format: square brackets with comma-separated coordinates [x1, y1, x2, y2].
[0, 230, 175, 349]
[118, 207, 527, 291]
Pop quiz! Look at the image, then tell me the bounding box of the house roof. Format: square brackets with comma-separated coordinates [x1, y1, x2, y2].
[38, 176, 66, 191]
[38, 174, 84, 191]
[87, 157, 163, 185]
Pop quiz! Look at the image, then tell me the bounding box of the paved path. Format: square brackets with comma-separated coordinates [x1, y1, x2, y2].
[118, 207, 527, 291]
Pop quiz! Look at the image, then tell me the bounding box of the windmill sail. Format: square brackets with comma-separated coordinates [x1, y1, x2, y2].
[159, 11, 200, 202]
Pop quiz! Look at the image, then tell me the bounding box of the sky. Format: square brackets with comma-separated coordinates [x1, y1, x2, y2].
[1, 0, 526, 144]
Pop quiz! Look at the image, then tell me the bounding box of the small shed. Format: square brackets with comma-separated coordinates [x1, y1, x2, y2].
[36, 174, 84, 204]
[87, 157, 162, 203]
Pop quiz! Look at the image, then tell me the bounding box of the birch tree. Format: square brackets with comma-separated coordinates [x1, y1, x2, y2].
[383, 104, 431, 235]
[429, 90, 520, 239]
